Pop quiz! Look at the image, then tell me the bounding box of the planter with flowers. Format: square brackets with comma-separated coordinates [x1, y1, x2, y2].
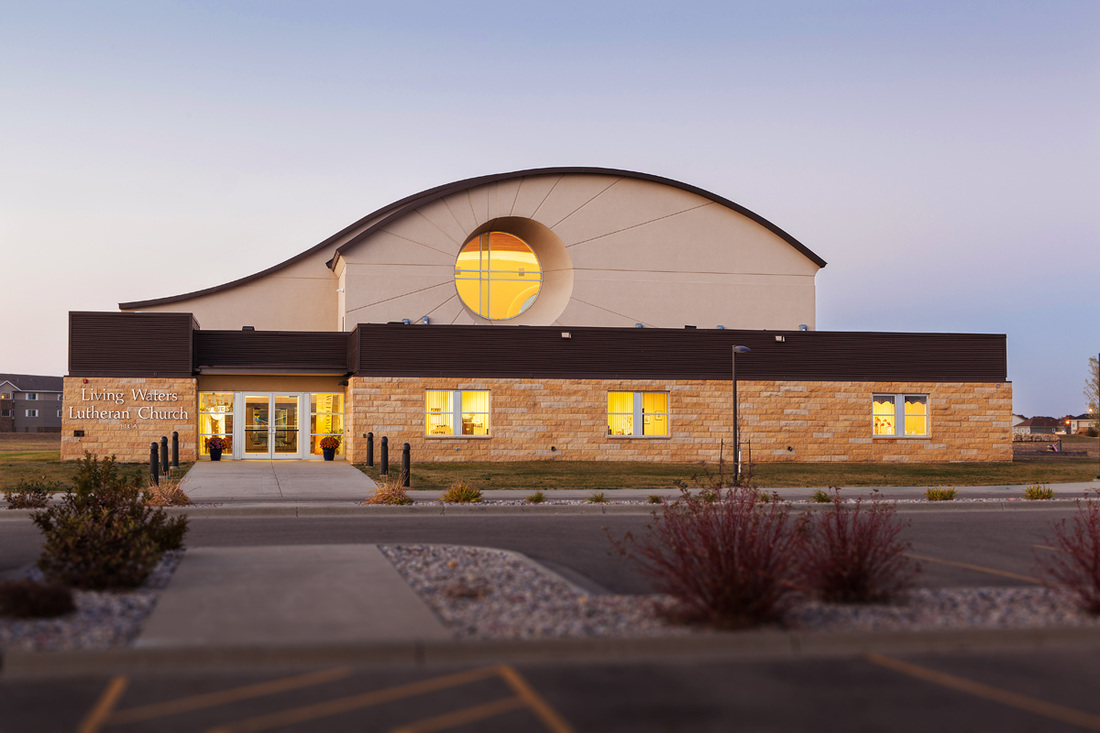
[320, 436, 341, 461]
[206, 436, 228, 461]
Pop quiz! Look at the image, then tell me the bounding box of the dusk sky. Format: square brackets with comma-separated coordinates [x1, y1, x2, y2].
[2, 1, 1097, 417]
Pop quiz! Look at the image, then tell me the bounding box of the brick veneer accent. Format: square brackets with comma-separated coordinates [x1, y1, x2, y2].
[345, 377, 1012, 464]
[61, 377, 198, 462]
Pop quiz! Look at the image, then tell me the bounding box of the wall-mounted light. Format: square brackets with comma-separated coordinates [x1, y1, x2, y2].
[775, 335, 785, 342]
[561, 332, 571, 339]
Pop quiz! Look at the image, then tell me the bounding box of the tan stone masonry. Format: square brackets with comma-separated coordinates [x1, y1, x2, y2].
[62, 377, 198, 462]
[345, 377, 1012, 464]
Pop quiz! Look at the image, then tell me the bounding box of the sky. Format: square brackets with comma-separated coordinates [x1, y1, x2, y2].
[1, 0, 1097, 417]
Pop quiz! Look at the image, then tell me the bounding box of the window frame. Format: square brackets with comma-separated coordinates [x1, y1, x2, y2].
[425, 389, 491, 437]
[25, 393, 37, 401]
[607, 391, 670, 438]
[25, 408, 38, 418]
[872, 394, 930, 437]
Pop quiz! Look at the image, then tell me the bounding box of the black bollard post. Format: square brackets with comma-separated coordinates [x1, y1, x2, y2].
[149, 442, 159, 486]
[366, 432, 374, 467]
[380, 436, 389, 477]
[160, 436, 169, 475]
[401, 443, 410, 487]
[171, 431, 179, 468]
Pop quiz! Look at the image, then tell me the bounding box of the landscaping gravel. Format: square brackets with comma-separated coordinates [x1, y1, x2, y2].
[381, 543, 1100, 639]
[0, 551, 182, 652]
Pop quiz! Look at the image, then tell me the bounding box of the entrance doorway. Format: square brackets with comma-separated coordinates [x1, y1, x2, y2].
[243, 394, 301, 459]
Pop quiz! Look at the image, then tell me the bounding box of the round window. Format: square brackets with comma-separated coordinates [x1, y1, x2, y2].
[455, 232, 542, 319]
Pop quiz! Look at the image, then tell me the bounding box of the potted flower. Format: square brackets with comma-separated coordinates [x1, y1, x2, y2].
[319, 435, 341, 461]
[206, 436, 228, 461]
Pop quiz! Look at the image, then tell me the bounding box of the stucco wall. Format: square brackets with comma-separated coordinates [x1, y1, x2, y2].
[338, 174, 819, 330]
[61, 377, 198, 462]
[345, 377, 1012, 464]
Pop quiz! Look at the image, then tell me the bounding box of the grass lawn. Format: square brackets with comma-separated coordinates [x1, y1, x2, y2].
[0, 434, 191, 491]
[357, 455, 1100, 491]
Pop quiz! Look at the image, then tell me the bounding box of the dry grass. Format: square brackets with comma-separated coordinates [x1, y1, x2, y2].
[145, 474, 192, 506]
[363, 477, 414, 505]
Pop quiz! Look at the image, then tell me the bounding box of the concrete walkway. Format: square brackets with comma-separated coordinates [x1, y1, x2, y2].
[137, 545, 449, 649]
[179, 460, 375, 502]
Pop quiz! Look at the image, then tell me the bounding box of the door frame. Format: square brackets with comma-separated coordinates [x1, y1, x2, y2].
[237, 393, 305, 460]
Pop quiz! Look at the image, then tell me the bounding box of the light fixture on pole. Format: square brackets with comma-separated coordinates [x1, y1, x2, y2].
[732, 345, 751, 482]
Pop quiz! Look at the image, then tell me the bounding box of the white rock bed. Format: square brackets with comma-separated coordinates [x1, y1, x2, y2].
[381, 544, 1100, 639]
[0, 551, 182, 652]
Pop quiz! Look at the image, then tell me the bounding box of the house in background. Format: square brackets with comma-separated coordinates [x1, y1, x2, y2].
[1067, 412, 1098, 434]
[1012, 416, 1063, 436]
[0, 374, 63, 433]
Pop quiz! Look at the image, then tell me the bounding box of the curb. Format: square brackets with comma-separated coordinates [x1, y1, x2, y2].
[0, 499, 1092, 520]
[6, 626, 1100, 679]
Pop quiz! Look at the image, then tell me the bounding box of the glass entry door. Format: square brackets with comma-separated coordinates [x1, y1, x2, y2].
[243, 394, 300, 458]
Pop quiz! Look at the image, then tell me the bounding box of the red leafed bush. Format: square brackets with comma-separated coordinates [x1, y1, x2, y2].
[610, 487, 800, 629]
[797, 492, 917, 604]
[1036, 499, 1100, 614]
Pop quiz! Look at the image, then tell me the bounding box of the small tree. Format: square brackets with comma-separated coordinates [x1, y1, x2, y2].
[1086, 356, 1099, 432]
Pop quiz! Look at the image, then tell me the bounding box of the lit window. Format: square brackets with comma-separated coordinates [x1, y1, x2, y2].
[455, 232, 542, 319]
[309, 393, 344, 456]
[608, 391, 669, 437]
[425, 390, 490, 436]
[198, 392, 234, 456]
[872, 394, 928, 437]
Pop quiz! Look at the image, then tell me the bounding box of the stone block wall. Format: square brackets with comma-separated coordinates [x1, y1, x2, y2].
[61, 377, 198, 462]
[345, 377, 1012, 464]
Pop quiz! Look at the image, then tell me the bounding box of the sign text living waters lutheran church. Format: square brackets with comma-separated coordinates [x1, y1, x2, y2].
[68, 388, 189, 420]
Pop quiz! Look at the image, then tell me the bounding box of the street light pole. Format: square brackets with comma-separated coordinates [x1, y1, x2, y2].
[732, 345, 751, 483]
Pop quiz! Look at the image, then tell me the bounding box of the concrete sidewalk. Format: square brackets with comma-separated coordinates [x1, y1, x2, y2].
[137, 545, 450, 649]
[179, 460, 375, 502]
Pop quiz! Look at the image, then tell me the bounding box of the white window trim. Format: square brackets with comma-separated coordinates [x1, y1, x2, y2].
[425, 389, 491, 437]
[609, 391, 670, 438]
[872, 394, 929, 438]
[26, 393, 37, 400]
[25, 409, 38, 417]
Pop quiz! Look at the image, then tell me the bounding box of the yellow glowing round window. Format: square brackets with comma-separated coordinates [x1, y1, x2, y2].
[455, 232, 542, 319]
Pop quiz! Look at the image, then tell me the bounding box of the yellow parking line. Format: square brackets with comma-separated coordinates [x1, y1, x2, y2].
[868, 653, 1100, 730]
[205, 665, 504, 733]
[77, 676, 128, 733]
[390, 696, 528, 733]
[107, 667, 353, 725]
[498, 665, 576, 733]
[903, 552, 1040, 584]
[1033, 544, 1063, 553]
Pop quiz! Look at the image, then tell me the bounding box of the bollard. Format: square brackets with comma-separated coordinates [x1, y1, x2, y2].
[149, 442, 159, 486]
[401, 442, 410, 487]
[366, 432, 374, 467]
[380, 436, 389, 477]
[171, 431, 179, 468]
[160, 436, 169, 475]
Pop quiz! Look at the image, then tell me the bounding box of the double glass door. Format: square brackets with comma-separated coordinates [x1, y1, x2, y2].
[243, 394, 300, 458]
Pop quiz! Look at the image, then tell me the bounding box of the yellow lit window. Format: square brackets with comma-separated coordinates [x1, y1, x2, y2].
[309, 393, 345, 455]
[426, 390, 490, 436]
[608, 391, 669, 437]
[198, 392, 234, 456]
[455, 232, 542, 319]
[872, 394, 929, 437]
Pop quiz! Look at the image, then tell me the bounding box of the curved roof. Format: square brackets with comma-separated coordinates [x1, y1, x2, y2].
[120, 166, 826, 310]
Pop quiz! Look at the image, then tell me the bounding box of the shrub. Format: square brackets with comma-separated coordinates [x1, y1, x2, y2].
[797, 494, 917, 604]
[30, 452, 189, 590]
[647, 494, 663, 504]
[4, 478, 61, 509]
[441, 481, 482, 503]
[809, 489, 832, 504]
[364, 477, 414, 505]
[145, 475, 192, 507]
[1024, 484, 1055, 501]
[925, 487, 958, 502]
[610, 487, 801, 629]
[1036, 499, 1100, 613]
[526, 490, 546, 504]
[0, 579, 76, 619]
[757, 490, 780, 504]
[588, 490, 609, 504]
[699, 488, 719, 503]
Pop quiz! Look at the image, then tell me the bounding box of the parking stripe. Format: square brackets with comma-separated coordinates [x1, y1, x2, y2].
[390, 696, 529, 733]
[868, 653, 1100, 731]
[206, 665, 505, 733]
[903, 552, 1040, 583]
[498, 665, 576, 733]
[77, 676, 128, 733]
[106, 667, 354, 725]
